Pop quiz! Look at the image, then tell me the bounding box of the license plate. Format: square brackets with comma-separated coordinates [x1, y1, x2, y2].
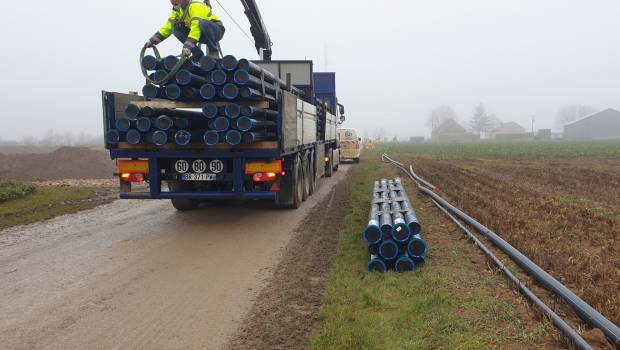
[181, 173, 217, 181]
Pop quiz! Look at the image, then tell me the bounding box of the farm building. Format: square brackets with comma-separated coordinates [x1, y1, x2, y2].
[564, 108, 620, 140]
[491, 122, 533, 141]
[432, 119, 479, 142]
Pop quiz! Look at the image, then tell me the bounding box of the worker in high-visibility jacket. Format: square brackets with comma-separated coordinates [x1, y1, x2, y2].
[145, 0, 225, 59]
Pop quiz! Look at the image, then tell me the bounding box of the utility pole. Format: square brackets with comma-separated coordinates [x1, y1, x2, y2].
[324, 43, 328, 71]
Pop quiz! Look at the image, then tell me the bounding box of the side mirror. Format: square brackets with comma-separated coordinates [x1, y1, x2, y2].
[340, 115, 346, 123]
[338, 104, 345, 116]
[358, 138, 362, 142]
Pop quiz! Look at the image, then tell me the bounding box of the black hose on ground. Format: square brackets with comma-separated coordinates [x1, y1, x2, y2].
[431, 199, 593, 350]
[381, 154, 619, 349]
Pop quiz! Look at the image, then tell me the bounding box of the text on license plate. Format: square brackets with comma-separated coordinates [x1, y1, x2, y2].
[181, 173, 217, 181]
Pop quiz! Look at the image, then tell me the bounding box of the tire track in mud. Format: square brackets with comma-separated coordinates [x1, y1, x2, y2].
[225, 171, 352, 350]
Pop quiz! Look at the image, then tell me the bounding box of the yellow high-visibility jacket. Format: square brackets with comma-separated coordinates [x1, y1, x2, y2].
[159, 1, 221, 42]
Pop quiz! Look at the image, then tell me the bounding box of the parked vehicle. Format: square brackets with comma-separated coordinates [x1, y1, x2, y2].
[338, 128, 361, 163]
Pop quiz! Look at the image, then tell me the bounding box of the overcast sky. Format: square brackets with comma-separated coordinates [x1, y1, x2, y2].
[0, 0, 619, 141]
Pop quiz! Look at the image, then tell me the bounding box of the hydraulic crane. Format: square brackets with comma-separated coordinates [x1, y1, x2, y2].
[239, 0, 273, 61]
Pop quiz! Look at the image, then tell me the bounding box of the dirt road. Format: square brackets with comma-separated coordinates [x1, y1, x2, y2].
[0, 165, 351, 350]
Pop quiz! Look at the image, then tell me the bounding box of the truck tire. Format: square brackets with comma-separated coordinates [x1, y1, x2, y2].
[168, 181, 199, 211]
[276, 155, 303, 209]
[293, 155, 304, 208]
[325, 149, 334, 178]
[308, 152, 318, 195]
[302, 155, 310, 202]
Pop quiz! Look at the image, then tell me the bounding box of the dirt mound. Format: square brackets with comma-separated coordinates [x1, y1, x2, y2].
[0, 147, 116, 181]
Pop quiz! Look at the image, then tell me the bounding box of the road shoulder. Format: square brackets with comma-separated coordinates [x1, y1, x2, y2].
[225, 166, 353, 350]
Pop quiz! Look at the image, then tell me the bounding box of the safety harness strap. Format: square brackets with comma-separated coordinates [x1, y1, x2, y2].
[180, 0, 208, 23]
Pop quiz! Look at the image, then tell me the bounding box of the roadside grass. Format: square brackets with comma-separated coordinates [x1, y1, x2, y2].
[379, 140, 620, 158]
[0, 186, 98, 230]
[310, 152, 553, 350]
[0, 181, 36, 202]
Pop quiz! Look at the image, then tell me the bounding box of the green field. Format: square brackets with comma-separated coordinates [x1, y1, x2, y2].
[0, 185, 98, 230]
[380, 140, 620, 158]
[310, 153, 553, 350]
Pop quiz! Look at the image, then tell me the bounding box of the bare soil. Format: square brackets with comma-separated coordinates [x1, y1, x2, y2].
[408, 156, 620, 343]
[0, 147, 115, 181]
[225, 171, 352, 350]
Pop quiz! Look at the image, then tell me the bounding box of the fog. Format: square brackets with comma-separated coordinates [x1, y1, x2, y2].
[0, 0, 619, 141]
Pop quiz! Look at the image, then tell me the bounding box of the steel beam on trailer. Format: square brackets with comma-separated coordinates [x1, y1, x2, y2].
[233, 157, 245, 195]
[110, 149, 281, 159]
[120, 192, 277, 200]
[148, 158, 161, 196]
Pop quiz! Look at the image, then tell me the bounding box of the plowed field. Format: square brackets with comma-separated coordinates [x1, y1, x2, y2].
[408, 155, 620, 327]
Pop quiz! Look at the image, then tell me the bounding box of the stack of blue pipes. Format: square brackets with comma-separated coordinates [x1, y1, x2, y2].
[105, 55, 287, 148]
[363, 178, 428, 273]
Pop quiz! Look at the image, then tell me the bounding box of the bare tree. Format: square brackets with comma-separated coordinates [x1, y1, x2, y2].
[555, 105, 596, 128]
[427, 105, 458, 131]
[373, 128, 386, 142]
[488, 114, 502, 131]
[470, 104, 492, 136]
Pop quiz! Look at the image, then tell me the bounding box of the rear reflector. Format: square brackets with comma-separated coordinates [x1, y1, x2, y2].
[118, 160, 149, 173]
[245, 160, 282, 174]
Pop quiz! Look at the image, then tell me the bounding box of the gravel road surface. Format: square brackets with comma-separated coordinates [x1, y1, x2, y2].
[0, 165, 350, 350]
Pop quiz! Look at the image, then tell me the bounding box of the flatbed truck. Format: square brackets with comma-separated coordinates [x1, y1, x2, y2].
[102, 61, 344, 210]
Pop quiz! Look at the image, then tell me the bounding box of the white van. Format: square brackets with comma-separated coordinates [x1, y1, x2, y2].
[338, 128, 361, 163]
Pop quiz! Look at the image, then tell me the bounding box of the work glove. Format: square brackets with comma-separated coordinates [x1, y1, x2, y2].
[182, 39, 197, 58]
[146, 33, 164, 49]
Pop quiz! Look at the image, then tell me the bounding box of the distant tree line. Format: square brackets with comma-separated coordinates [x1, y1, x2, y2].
[0, 130, 100, 147]
[427, 103, 597, 134]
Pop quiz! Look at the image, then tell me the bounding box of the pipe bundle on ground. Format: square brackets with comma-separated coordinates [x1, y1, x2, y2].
[364, 178, 427, 273]
[107, 55, 284, 147]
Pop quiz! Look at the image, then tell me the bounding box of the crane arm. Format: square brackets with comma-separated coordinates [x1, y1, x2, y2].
[239, 0, 272, 60]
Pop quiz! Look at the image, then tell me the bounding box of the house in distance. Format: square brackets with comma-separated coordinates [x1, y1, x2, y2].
[432, 119, 478, 142]
[564, 108, 620, 140]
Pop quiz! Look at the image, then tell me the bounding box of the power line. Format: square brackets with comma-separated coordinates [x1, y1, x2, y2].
[212, 0, 255, 46]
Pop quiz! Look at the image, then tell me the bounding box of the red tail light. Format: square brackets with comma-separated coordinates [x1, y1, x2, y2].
[121, 173, 145, 183]
[355, 143, 360, 150]
[270, 182, 280, 192]
[253, 172, 278, 182]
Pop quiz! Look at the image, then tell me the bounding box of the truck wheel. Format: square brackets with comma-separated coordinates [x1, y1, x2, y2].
[308, 152, 318, 195]
[276, 155, 303, 209]
[168, 181, 199, 211]
[294, 155, 304, 207]
[302, 155, 310, 202]
[325, 150, 333, 178]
